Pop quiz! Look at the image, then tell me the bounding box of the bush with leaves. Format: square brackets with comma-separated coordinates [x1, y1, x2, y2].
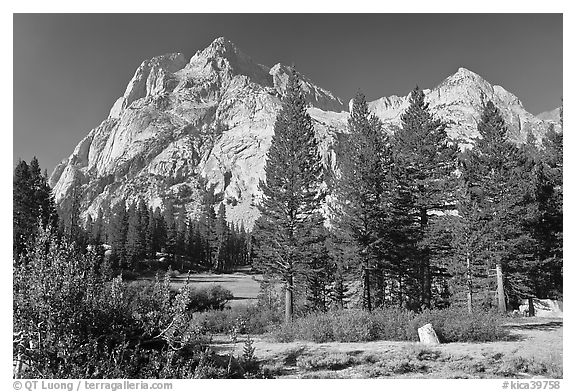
[13, 228, 263, 378]
[269, 307, 508, 343]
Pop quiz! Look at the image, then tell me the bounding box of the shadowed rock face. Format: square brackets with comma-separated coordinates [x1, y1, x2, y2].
[49, 38, 560, 229]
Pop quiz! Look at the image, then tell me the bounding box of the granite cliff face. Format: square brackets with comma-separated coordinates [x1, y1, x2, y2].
[368, 67, 558, 149]
[49, 38, 560, 228]
[49, 37, 346, 227]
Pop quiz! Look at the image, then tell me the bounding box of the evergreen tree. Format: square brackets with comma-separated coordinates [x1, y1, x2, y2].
[13, 160, 35, 256]
[109, 200, 128, 269]
[200, 185, 219, 268]
[252, 71, 325, 323]
[91, 208, 105, 245]
[215, 203, 230, 272]
[85, 214, 94, 243]
[138, 199, 150, 256]
[163, 201, 177, 257]
[175, 216, 187, 269]
[126, 201, 145, 268]
[392, 86, 458, 309]
[462, 100, 536, 310]
[13, 157, 59, 257]
[29, 157, 59, 230]
[450, 163, 493, 313]
[304, 219, 334, 312]
[334, 92, 393, 311]
[522, 126, 563, 299]
[153, 207, 167, 255]
[146, 207, 156, 257]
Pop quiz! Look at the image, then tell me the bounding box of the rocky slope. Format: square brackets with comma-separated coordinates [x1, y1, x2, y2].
[368, 67, 558, 149]
[537, 107, 562, 125]
[49, 37, 560, 228]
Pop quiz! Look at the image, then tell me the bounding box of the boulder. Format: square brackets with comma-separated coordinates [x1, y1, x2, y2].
[418, 323, 440, 345]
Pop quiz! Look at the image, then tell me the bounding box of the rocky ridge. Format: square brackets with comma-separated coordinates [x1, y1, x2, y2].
[49, 37, 561, 228]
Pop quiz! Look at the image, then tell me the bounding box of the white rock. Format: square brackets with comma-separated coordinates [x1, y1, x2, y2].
[49, 39, 561, 231]
[418, 323, 440, 345]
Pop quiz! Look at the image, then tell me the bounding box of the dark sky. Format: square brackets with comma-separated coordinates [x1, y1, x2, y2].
[13, 14, 562, 173]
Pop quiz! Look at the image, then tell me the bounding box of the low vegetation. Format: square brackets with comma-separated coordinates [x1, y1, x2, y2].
[264, 345, 562, 379]
[13, 230, 264, 379]
[270, 307, 508, 343]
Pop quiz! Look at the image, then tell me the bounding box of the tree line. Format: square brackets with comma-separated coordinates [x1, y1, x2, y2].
[13, 72, 562, 324]
[13, 163, 251, 273]
[252, 72, 563, 322]
[99, 193, 251, 272]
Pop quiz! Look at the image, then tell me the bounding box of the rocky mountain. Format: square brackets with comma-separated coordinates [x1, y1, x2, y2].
[368, 67, 557, 149]
[49, 37, 561, 229]
[537, 107, 562, 125]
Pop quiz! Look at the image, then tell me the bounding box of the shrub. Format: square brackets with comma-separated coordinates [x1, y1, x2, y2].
[496, 354, 563, 378]
[370, 307, 415, 341]
[409, 307, 508, 342]
[197, 304, 283, 335]
[185, 285, 234, 312]
[331, 309, 374, 342]
[12, 230, 262, 379]
[297, 353, 356, 371]
[268, 306, 508, 343]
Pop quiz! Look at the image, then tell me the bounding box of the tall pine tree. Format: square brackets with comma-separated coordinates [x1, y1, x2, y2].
[334, 92, 393, 311]
[462, 100, 535, 311]
[253, 71, 325, 323]
[392, 87, 458, 309]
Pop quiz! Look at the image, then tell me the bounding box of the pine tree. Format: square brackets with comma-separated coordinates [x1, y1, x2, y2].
[200, 185, 218, 269]
[304, 218, 334, 312]
[334, 92, 393, 311]
[29, 157, 59, 230]
[521, 126, 563, 299]
[109, 199, 128, 269]
[163, 201, 177, 258]
[126, 201, 145, 268]
[450, 160, 493, 313]
[85, 214, 94, 243]
[14, 160, 34, 256]
[392, 86, 458, 309]
[91, 208, 105, 245]
[252, 71, 325, 323]
[13, 158, 59, 258]
[146, 207, 156, 258]
[153, 207, 167, 255]
[215, 203, 230, 272]
[463, 100, 536, 311]
[138, 199, 150, 257]
[175, 216, 187, 269]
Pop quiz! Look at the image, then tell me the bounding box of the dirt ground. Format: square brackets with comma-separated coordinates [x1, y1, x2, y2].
[211, 317, 563, 379]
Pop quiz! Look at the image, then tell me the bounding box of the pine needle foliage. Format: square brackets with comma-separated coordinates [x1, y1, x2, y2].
[252, 71, 325, 322]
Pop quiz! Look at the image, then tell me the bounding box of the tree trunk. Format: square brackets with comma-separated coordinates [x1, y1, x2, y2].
[363, 267, 372, 312]
[335, 272, 345, 309]
[375, 268, 385, 308]
[285, 275, 294, 323]
[398, 276, 403, 308]
[528, 297, 535, 317]
[466, 252, 473, 314]
[496, 263, 506, 314]
[420, 208, 431, 309]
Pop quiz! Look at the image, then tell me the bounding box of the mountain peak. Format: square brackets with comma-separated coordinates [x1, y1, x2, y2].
[456, 67, 479, 76]
[435, 66, 492, 97]
[207, 36, 239, 53]
[195, 36, 248, 63]
[446, 67, 485, 84]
